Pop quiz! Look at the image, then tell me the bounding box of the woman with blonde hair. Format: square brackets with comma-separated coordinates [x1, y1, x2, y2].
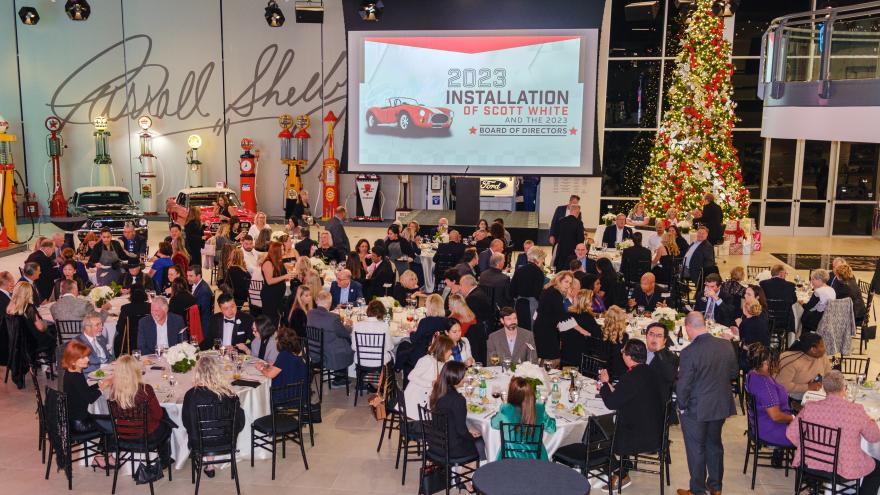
[248, 211, 270, 239]
[720, 266, 747, 309]
[533, 270, 575, 368]
[627, 202, 650, 227]
[182, 356, 245, 478]
[599, 305, 630, 380]
[225, 249, 251, 308]
[303, 270, 323, 301]
[399, 294, 449, 374]
[663, 208, 679, 229]
[7, 281, 53, 368]
[560, 289, 602, 367]
[261, 241, 295, 324]
[731, 300, 770, 348]
[286, 285, 314, 338]
[109, 355, 173, 463]
[392, 269, 423, 305]
[448, 294, 476, 336]
[171, 235, 191, 275]
[833, 262, 867, 325]
[651, 231, 680, 284]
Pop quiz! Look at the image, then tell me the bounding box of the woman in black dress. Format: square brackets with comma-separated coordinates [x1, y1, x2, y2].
[168, 278, 197, 320]
[183, 206, 205, 267]
[598, 305, 630, 380]
[225, 249, 252, 309]
[62, 340, 115, 467]
[6, 281, 54, 388]
[261, 241, 294, 324]
[428, 361, 481, 470]
[286, 286, 313, 338]
[651, 232, 680, 285]
[596, 257, 624, 309]
[533, 271, 575, 368]
[213, 194, 232, 222]
[51, 260, 87, 301]
[560, 289, 603, 367]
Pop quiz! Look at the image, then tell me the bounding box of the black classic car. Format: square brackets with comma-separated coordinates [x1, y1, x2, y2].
[69, 186, 149, 241]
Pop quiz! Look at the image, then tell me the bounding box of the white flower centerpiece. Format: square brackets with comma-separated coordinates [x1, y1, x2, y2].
[375, 296, 399, 312]
[512, 361, 545, 391]
[676, 220, 692, 234]
[165, 342, 199, 373]
[616, 239, 634, 250]
[601, 213, 617, 226]
[652, 307, 681, 333]
[85, 281, 120, 308]
[270, 230, 287, 242]
[309, 257, 328, 272]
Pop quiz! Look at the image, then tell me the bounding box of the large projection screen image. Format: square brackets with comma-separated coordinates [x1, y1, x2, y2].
[347, 29, 599, 176]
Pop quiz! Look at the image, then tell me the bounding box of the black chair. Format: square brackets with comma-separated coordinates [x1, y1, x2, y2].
[305, 325, 349, 401]
[375, 365, 399, 452]
[30, 368, 49, 464]
[393, 381, 424, 486]
[579, 353, 606, 380]
[108, 401, 173, 495]
[44, 388, 109, 490]
[617, 399, 675, 495]
[499, 422, 544, 460]
[747, 266, 771, 280]
[766, 298, 793, 349]
[552, 412, 617, 492]
[795, 419, 860, 494]
[417, 405, 479, 495]
[837, 356, 870, 382]
[742, 388, 794, 489]
[251, 381, 309, 480]
[55, 320, 83, 345]
[353, 331, 387, 406]
[190, 399, 242, 495]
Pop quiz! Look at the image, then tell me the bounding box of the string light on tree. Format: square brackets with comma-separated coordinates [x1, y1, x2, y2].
[639, 0, 749, 221]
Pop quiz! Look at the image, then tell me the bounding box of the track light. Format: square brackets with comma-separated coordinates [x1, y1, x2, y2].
[65, 0, 91, 21]
[18, 6, 39, 25]
[359, 0, 383, 22]
[265, 0, 285, 27]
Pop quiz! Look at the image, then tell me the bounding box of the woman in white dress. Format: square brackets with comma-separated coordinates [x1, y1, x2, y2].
[404, 334, 455, 419]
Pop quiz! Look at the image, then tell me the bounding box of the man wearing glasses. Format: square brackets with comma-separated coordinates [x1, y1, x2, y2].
[645, 322, 679, 395]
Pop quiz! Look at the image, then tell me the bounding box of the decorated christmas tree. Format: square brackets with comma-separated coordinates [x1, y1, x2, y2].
[640, 0, 750, 221]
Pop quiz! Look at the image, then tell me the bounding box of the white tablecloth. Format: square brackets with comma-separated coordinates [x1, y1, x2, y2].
[89, 355, 272, 470]
[39, 295, 129, 344]
[464, 366, 610, 462]
[588, 248, 622, 272]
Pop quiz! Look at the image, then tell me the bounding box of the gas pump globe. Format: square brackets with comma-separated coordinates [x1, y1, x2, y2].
[93, 115, 113, 186]
[0, 115, 17, 243]
[45, 116, 67, 217]
[136, 115, 158, 214]
[186, 134, 203, 187]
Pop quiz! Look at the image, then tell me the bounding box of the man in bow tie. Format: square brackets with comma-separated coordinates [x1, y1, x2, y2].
[201, 293, 254, 351]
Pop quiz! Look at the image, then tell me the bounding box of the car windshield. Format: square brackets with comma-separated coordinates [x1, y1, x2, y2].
[390, 97, 419, 106]
[188, 192, 242, 208]
[78, 191, 133, 206]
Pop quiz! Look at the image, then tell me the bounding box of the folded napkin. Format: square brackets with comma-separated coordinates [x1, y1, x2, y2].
[231, 379, 261, 388]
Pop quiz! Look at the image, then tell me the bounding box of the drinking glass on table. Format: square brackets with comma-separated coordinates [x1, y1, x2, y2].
[213, 339, 222, 351]
[133, 350, 141, 361]
[489, 352, 500, 367]
[502, 358, 511, 373]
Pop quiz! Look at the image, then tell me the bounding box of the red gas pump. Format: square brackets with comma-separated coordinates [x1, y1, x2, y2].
[239, 138, 257, 212]
[321, 111, 339, 221]
[46, 116, 67, 217]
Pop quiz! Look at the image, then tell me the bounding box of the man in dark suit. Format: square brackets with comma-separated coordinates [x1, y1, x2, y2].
[0, 271, 13, 366]
[20, 262, 44, 306]
[324, 206, 350, 254]
[137, 296, 186, 354]
[601, 213, 633, 248]
[514, 240, 534, 270]
[455, 249, 478, 278]
[460, 275, 493, 364]
[620, 232, 652, 285]
[308, 290, 354, 385]
[295, 227, 318, 257]
[554, 204, 585, 273]
[26, 240, 58, 305]
[676, 312, 738, 495]
[366, 245, 395, 299]
[697, 193, 724, 245]
[645, 322, 679, 395]
[693, 273, 736, 327]
[760, 264, 797, 307]
[478, 239, 505, 273]
[433, 229, 466, 265]
[567, 242, 597, 276]
[681, 226, 716, 281]
[201, 293, 253, 351]
[479, 252, 512, 308]
[187, 265, 214, 333]
[330, 269, 364, 308]
[548, 194, 580, 247]
[628, 273, 667, 313]
[598, 340, 666, 490]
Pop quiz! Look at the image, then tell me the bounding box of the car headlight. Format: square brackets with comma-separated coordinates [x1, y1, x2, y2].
[419, 110, 426, 117]
[138, 218, 147, 227]
[93, 221, 102, 228]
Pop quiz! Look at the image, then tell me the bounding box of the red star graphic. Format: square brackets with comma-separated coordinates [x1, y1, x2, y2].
[569, 127, 578, 135]
[469, 127, 477, 135]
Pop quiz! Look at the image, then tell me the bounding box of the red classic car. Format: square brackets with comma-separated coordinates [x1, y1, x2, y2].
[366, 97, 454, 131]
[165, 187, 254, 235]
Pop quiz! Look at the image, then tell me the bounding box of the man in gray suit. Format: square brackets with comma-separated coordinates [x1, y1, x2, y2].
[74, 312, 113, 373]
[50, 279, 109, 324]
[324, 206, 350, 255]
[308, 290, 354, 386]
[485, 307, 537, 364]
[676, 312, 738, 495]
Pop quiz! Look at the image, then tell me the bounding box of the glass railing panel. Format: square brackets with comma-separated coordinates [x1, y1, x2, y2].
[828, 15, 880, 80]
[780, 25, 824, 82]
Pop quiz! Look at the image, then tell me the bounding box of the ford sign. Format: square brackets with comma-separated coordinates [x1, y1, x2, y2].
[481, 179, 506, 191]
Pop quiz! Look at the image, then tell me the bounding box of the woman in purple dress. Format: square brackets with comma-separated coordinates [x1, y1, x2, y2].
[744, 343, 794, 466]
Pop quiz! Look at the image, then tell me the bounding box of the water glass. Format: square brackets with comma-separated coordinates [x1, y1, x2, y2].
[133, 350, 141, 361]
[502, 358, 511, 373]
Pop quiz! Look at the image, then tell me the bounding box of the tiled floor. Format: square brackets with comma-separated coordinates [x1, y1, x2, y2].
[1, 220, 879, 494]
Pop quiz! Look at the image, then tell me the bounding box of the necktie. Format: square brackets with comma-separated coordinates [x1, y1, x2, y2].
[706, 299, 715, 321]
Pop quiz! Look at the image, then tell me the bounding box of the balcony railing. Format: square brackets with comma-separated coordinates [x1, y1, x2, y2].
[759, 1, 880, 100]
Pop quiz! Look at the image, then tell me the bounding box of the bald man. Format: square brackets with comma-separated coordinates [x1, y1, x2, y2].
[628, 272, 666, 314]
[478, 238, 505, 273]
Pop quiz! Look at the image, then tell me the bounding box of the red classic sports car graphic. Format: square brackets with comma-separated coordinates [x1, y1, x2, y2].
[165, 187, 254, 236]
[366, 97, 454, 132]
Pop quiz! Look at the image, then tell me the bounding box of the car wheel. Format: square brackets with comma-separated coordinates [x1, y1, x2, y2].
[398, 112, 410, 131]
[367, 113, 377, 128]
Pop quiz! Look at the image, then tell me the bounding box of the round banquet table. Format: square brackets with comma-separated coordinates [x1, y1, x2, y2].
[472, 458, 590, 495]
[39, 295, 128, 344]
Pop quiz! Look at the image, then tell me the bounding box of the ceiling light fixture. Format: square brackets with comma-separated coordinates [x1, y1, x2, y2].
[265, 0, 285, 27]
[18, 7, 40, 25]
[65, 0, 91, 21]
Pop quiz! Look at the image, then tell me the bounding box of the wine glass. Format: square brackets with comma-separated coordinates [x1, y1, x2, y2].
[490, 353, 501, 367]
[502, 358, 512, 373]
[132, 350, 141, 361]
[637, 305, 645, 317]
[213, 339, 222, 351]
[543, 361, 553, 373]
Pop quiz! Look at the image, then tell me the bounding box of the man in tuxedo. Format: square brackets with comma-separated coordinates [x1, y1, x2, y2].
[620, 232, 652, 285]
[74, 312, 114, 373]
[187, 265, 214, 333]
[601, 213, 633, 248]
[137, 296, 186, 354]
[645, 322, 679, 394]
[628, 273, 667, 313]
[324, 206, 350, 254]
[50, 279, 110, 323]
[478, 238, 505, 273]
[479, 253, 512, 308]
[682, 226, 716, 282]
[0, 271, 12, 366]
[366, 245, 395, 299]
[455, 249, 479, 278]
[460, 274, 493, 363]
[548, 194, 580, 247]
[314, 231, 345, 264]
[330, 269, 363, 308]
[698, 193, 724, 245]
[760, 264, 797, 308]
[554, 204, 585, 273]
[485, 308, 538, 364]
[694, 273, 736, 327]
[26, 240, 57, 305]
[201, 294, 254, 351]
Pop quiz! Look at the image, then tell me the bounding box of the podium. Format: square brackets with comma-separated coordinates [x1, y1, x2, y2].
[455, 177, 479, 226]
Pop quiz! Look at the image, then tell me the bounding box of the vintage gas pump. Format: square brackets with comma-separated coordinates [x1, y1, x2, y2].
[239, 138, 257, 212]
[136, 115, 159, 214]
[321, 111, 339, 221]
[45, 116, 67, 217]
[0, 116, 17, 244]
[186, 134, 203, 187]
[93, 115, 113, 186]
[279, 114, 299, 205]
